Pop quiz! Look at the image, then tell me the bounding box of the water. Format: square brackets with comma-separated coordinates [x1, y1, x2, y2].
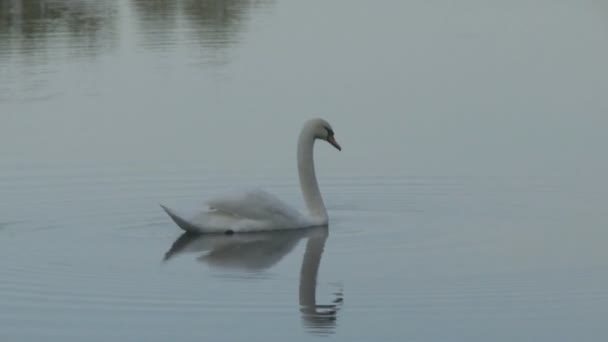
[1, 0, 608, 341]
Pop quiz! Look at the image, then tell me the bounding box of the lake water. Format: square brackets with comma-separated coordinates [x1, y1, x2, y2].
[1, 0, 608, 341]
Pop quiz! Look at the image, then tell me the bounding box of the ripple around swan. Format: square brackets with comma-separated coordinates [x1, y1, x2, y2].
[1, 163, 607, 340]
[0, 250, 301, 315]
[0, 214, 339, 336]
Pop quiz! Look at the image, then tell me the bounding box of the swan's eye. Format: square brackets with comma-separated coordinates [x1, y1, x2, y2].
[324, 127, 334, 138]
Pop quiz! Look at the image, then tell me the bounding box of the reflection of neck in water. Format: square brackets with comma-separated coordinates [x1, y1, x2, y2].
[163, 226, 341, 335]
[299, 229, 342, 335]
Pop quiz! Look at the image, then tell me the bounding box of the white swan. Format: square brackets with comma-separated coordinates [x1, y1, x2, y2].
[161, 118, 341, 234]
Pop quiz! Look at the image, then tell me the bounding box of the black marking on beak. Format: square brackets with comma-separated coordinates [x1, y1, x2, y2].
[324, 126, 341, 151]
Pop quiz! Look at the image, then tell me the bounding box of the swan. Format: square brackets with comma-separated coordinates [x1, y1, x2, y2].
[160, 118, 341, 234]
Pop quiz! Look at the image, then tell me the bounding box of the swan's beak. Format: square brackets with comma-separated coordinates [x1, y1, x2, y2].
[327, 136, 341, 151]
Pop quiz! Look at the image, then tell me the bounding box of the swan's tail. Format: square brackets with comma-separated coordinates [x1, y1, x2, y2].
[160, 204, 203, 234]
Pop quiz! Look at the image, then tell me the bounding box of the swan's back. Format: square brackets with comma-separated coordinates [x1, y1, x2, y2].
[207, 189, 303, 223]
[162, 189, 314, 234]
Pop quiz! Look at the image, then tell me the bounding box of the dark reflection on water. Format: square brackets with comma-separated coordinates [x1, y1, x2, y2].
[180, 0, 270, 44]
[0, 0, 118, 58]
[0, 0, 118, 101]
[164, 227, 342, 335]
[133, 0, 272, 48]
[0, 0, 274, 60]
[131, 0, 179, 50]
[132, 0, 274, 63]
[298, 228, 343, 336]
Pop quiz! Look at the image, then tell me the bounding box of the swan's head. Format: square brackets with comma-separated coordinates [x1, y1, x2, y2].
[306, 118, 341, 151]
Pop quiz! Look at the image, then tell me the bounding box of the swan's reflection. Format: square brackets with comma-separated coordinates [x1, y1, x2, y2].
[298, 229, 343, 335]
[164, 227, 342, 334]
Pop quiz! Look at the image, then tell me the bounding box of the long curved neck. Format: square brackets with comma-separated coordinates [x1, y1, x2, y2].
[298, 127, 327, 221]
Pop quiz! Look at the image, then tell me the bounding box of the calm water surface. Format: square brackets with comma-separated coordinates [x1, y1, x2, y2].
[1, 0, 608, 341]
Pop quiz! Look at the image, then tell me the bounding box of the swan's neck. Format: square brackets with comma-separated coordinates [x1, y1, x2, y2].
[298, 129, 327, 222]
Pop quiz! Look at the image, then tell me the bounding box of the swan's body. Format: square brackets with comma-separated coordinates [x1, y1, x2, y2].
[161, 118, 341, 234]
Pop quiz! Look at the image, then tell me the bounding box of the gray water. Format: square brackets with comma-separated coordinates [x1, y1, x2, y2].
[1, 0, 608, 340]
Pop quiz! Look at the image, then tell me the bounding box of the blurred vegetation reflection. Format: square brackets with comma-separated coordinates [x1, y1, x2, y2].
[132, 0, 274, 64]
[0, 0, 118, 58]
[0, 0, 274, 60]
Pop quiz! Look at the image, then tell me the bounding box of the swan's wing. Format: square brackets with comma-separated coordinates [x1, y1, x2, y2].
[161, 205, 207, 233]
[206, 189, 303, 223]
[161, 189, 307, 233]
[161, 204, 265, 233]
